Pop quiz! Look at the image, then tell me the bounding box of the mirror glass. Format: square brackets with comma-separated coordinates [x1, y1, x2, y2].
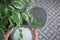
[30, 7, 47, 27]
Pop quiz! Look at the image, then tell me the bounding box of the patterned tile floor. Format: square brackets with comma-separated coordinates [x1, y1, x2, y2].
[33, 0, 60, 40]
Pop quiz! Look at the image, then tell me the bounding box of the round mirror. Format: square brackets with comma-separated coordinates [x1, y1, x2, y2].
[30, 7, 47, 27]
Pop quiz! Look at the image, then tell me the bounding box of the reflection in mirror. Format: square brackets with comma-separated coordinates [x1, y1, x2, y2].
[30, 7, 47, 27]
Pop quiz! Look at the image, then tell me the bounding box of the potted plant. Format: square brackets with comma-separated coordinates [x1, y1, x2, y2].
[0, 0, 40, 40]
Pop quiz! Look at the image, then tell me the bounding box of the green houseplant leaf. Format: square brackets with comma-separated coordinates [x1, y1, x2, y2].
[12, 10, 21, 27]
[22, 12, 29, 23]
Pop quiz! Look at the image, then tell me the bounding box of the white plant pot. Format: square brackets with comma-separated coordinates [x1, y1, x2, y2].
[11, 27, 32, 40]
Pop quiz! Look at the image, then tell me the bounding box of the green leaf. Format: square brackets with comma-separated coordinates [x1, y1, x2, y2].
[24, 0, 30, 3]
[1, 5, 7, 18]
[28, 12, 34, 23]
[32, 22, 41, 27]
[22, 12, 29, 23]
[12, 10, 22, 27]
[30, 0, 35, 4]
[12, 1, 25, 10]
[8, 17, 15, 26]
[8, 5, 14, 11]
[0, 20, 7, 32]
